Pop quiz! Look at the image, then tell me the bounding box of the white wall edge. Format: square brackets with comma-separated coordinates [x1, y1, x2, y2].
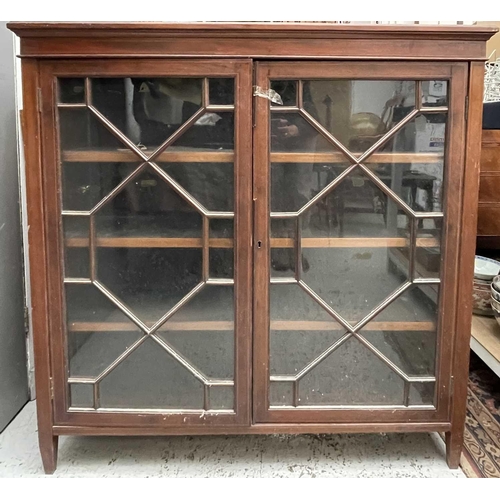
[13, 33, 35, 400]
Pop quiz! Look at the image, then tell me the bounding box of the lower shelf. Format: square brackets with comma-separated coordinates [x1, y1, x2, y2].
[470, 315, 500, 378]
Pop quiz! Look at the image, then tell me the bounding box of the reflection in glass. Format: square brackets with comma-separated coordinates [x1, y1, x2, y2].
[158, 162, 234, 212]
[371, 112, 447, 212]
[59, 75, 236, 412]
[301, 79, 416, 152]
[94, 168, 203, 323]
[90, 78, 234, 150]
[62, 162, 138, 212]
[59, 108, 125, 151]
[299, 175, 410, 323]
[268, 78, 445, 408]
[209, 78, 234, 105]
[270, 80, 297, 107]
[421, 81, 448, 107]
[59, 78, 85, 104]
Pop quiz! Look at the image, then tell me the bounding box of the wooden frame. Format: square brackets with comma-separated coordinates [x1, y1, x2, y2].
[38, 58, 253, 431]
[253, 61, 467, 425]
[8, 22, 494, 474]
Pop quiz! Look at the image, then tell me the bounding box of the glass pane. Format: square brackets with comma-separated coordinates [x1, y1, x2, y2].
[270, 80, 297, 107]
[209, 386, 234, 410]
[270, 381, 294, 406]
[93, 167, 203, 324]
[59, 108, 126, 151]
[90, 78, 234, 151]
[210, 249, 233, 280]
[157, 286, 234, 380]
[59, 78, 85, 104]
[158, 162, 234, 212]
[271, 112, 349, 154]
[210, 219, 234, 280]
[299, 338, 405, 406]
[58, 74, 236, 414]
[409, 382, 435, 406]
[63, 216, 89, 279]
[92, 77, 202, 149]
[360, 285, 438, 377]
[365, 113, 447, 212]
[69, 331, 142, 378]
[209, 78, 234, 105]
[99, 337, 205, 409]
[421, 80, 448, 107]
[271, 218, 296, 277]
[70, 384, 93, 408]
[62, 162, 139, 212]
[302, 80, 416, 153]
[270, 284, 346, 377]
[415, 219, 442, 280]
[172, 112, 234, 150]
[268, 78, 444, 409]
[66, 283, 143, 379]
[271, 162, 352, 214]
[299, 174, 410, 324]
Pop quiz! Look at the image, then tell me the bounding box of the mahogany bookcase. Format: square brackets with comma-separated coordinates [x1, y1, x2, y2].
[8, 22, 496, 473]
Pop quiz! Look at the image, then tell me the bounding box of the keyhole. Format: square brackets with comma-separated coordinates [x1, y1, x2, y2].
[257, 240, 262, 248]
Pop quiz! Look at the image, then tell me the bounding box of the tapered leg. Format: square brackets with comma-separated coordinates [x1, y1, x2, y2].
[39, 433, 58, 474]
[445, 428, 464, 469]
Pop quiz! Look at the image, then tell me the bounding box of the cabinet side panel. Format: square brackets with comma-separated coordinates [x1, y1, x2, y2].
[446, 61, 485, 468]
[20, 59, 58, 471]
[434, 63, 468, 420]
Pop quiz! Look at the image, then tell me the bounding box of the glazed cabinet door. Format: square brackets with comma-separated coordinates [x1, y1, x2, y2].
[40, 60, 252, 427]
[253, 61, 468, 424]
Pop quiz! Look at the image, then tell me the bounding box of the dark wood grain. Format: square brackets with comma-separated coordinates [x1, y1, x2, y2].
[40, 59, 253, 429]
[7, 22, 497, 38]
[7, 23, 495, 61]
[445, 61, 486, 469]
[253, 60, 469, 427]
[52, 421, 451, 436]
[21, 59, 59, 474]
[477, 130, 500, 248]
[11, 22, 494, 472]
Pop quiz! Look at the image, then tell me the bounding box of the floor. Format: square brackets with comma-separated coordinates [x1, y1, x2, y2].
[459, 351, 500, 477]
[0, 402, 464, 478]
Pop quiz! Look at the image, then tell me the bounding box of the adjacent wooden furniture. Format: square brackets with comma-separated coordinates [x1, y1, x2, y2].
[8, 22, 496, 473]
[477, 130, 500, 250]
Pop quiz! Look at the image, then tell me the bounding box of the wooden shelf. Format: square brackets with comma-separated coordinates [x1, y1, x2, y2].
[470, 315, 500, 378]
[69, 319, 436, 333]
[65, 236, 440, 249]
[61, 149, 441, 165]
[66, 237, 233, 249]
[271, 152, 443, 164]
[62, 148, 234, 163]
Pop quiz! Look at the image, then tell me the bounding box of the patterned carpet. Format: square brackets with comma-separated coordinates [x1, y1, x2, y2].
[460, 352, 500, 478]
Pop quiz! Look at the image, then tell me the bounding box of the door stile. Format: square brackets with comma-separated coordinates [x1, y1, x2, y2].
[40, 58, 254, 428]
[253, 63, 272, 422]
[253, 61, 468, 424]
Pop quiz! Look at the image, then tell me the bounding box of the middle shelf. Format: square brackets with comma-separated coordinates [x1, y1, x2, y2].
[62, 148, 443, 164]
